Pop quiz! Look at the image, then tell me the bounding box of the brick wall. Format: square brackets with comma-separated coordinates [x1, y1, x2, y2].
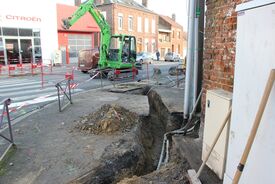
[202, 0, 248, 119]
[113, 5, 158, 53]
[96, 4, 114, 33]
[97, 3, 158, 53]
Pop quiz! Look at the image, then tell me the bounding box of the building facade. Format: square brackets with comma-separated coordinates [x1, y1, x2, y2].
[57, 4, 100, 64]
[0, 0, 58, 66]
[94, 0, 158, 53]
[158, 15, 187, 59]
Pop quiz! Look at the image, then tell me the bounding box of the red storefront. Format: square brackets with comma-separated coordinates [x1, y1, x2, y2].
[56, 4, 100, 64]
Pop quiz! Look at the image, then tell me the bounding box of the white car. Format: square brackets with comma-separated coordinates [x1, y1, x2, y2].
[136, 52, 153, 64]
[164, 52, 181, 62]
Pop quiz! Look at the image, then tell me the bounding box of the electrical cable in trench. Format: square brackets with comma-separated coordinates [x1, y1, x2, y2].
[157, 89, 203, 170]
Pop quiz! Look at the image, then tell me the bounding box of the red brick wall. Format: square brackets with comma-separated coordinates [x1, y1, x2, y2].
[96, 4, 114, 33]
[113, 5, 158, 53]
[202, 0, 248, 118]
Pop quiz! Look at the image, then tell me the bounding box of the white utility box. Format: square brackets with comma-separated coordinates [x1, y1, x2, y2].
[202, 89, 232, 179]
[53, 50, 62, 65]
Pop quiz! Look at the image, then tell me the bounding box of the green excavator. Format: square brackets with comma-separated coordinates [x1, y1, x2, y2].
[62, 0, 138, 80]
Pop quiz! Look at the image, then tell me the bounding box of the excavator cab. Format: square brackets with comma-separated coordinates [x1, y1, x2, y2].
[107, 35, 136, 69]
[61, 0, 138, 79]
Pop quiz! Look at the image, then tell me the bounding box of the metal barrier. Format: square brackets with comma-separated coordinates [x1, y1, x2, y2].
[0, 59, 53, 77]
[55, 77, 73, 112]
[0, 99, 15, 162]
[176, 64, 185, 87]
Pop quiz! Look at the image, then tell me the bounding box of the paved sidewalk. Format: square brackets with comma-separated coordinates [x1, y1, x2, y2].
[0, 86, 149, 184]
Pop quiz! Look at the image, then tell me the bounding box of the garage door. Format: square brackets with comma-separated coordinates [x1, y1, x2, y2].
[68, 34, 92, 63]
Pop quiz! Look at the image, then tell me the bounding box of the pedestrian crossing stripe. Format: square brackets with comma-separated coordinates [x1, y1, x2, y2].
[0, 79, 82, 110]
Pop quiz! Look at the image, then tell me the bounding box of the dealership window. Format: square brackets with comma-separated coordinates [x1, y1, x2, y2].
[19, 29, 32, 36]
[118, 13, 123, 30]
[68, 34, 92, 61]
[3, 28, 18, 36]
[128, 16, 133, 31]
[151, 19, 155, 34]
[32, 29, 42, 62]
[137, 17, 142, 32]
[145, 18, 149, 33]
[0, 27, 42, 65]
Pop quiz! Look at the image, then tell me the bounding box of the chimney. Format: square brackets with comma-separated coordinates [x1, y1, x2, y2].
[75, 0, 81, 6]
[142, 0, 148, 7]
[172, 13, 176, 21]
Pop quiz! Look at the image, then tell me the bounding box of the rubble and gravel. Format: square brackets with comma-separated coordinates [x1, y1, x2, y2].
[74, 104, 140, 135]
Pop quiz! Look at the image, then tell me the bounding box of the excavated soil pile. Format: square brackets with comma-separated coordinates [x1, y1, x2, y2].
[117, 147, 191, 184]
[75, 104, 139, 135]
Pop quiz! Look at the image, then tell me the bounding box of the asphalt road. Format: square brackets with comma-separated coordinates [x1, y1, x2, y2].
[0, 61, 182, 124]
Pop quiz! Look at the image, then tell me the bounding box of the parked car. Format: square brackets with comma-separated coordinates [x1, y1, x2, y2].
[136, 52, 153, 64]
[78, 48, 99, 73]
[164, 52, 181, 62]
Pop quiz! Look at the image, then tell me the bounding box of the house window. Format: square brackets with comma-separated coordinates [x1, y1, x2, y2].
[145, 18, 149, 33]
[178, 31, 181, 39]
[138, 17, 142, 32]
[128, 16, 133, 31]
[118, 13, 123, 30]
[152, 19, 156, 34]
[144, 39, 149, 52]
[172, 30, 175, 38]
[152, 39, 156, 51]
[101, 11, 107, 20]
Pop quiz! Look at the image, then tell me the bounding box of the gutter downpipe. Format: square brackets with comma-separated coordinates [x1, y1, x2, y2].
[193, 2, 199, 106]
[184, 0, 196, 119]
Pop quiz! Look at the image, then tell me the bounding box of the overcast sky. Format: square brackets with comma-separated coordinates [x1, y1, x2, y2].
[56, 0, 188, 31]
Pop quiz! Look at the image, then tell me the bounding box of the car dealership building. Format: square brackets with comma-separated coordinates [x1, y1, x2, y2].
[0, 0, 99, 66]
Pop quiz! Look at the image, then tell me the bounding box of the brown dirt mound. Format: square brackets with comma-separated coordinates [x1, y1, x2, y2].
[117, 161, 190, 184]
[75, 104, 140, 135]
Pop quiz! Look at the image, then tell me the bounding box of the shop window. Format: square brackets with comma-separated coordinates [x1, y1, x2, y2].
[3, 28, 18, 36]
[19, 29, 32, 36]
[33, 30, 40, 37]
[34, 47, 41, 55]
[34, 38, 41, 46]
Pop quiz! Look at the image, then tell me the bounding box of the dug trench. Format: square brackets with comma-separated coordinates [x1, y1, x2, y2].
[68, 87, 191, 184]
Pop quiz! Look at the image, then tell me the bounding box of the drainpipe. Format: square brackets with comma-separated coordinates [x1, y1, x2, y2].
[193, 2, 200, 106]
[184, 0, 196, 119]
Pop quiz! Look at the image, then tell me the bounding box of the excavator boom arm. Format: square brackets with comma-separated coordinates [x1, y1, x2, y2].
[62, 0, 111, 68]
